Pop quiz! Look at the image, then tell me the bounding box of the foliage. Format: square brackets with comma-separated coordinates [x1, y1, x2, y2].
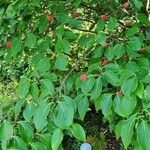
[0, 0, 150, 149]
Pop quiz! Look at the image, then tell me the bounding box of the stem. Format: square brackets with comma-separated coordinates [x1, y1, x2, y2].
[59, 47, 96, 97]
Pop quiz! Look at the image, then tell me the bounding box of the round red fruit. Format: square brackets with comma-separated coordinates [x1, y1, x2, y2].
[47, 15, 54, 22]
[101, 59, 109, 66]
[122, 2, 129, 9]
[72, 11, 78, 18]
[6, 41, 11, 48]
[80, 74, 87, 81]
[101, 15, 108, 21]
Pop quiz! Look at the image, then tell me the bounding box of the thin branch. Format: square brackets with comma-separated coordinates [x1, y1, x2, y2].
[58, 47, 96, 97]
[69, 27, 96, 34]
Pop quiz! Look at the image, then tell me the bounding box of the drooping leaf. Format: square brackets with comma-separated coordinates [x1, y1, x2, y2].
[51, 128, 63, 150]
[137, 120, 150, 150]
[70, 123, 86, 142]
[23, 102, 36, 122]
[91, 77, 102, 100]
[55, 54, 68, 71]
[18, 76, 30, 98]
[100, 94, 112, 118]
[33, 101, 51, 131]
[103, 70, 119, 86]
[81, 77, 95, 94]
[13, 136, 28, 150]
[26, 33, 37, 48]
[54, 102, 74, 128]
[78, 96, 89, 121]
[19, 121, 33, 143]
[11, 37, 22, 56]
[121, 77, 138, 96]
[121, 115, 136, 149]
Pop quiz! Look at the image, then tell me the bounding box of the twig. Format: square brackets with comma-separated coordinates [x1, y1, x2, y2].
[58, 47, 96, 97]
[69, 27, 96, 34]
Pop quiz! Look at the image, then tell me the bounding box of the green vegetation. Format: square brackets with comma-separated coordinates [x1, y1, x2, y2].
[0, 0, 150, 149]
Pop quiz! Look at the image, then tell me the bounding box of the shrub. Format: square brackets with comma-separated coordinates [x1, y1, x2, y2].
[0, 0, 150, 149]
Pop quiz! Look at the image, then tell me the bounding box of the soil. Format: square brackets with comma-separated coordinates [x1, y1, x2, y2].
[63, 106, 121, 150]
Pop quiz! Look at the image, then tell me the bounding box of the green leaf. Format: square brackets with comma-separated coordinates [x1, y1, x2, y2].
[114, 44, 125, 59]
[107, 17, 117, 31]
[135, 82, 144, 99]
[51, 128, 64, 150]
[97, 32, 107, 44]
[100, 94, 112, 118]
[70, 123, 86, 142]
[55, 54, 68, 71]
[38, 16, 48, 33]
[133, 0, 143, 9]
[54, 102, 74, 128]
[105, 46, 115, 61]
[51, 128, 63, 150]
[81, 77, 95, 94]
[0, 120, 13, 142]
[35, 56, 51, 74]
[56, 13, 70, 24]
[15, 99, 25, 116]
[29, 82, 39, 99]
[78, 96, 89, 120]
[114, 96, 137, 117]
[128, 37, 142, 51]
[115, 120, 125, 139]
[94, 97, 101, 112]
[121, 77, 138, 96]
[138, 13, 150, 25]
[126, 27, 139, 37]
[26, 33, 37, 48]
[97, 19, 105, 31]
[121, 115, 136, 149]
[33, 101, 51, 131]
[137, 120, 150, 150]
[55, 39, 71, 54]
[31, 142, 47, 150]
[23, 102, 36, 122]
[91, 77, 102, 100]
[41, 79, 55, 95]
[13, 136, 28, 150]
[103, 70, 119, 86]
[39, 133, 52, 150]
[11, 37, 22, 56]
[32, 0, 40, 7]
[18, 77, 30, 98]
[19, 121, 33, 143]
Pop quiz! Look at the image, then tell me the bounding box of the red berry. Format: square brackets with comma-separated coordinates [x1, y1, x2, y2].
[116, 91, 123, 96]
[6, 41, 11, 48]
[47, 15, 54, 22]
[101, 15, 108, 21]
[101, 59, 109, 66]
[72, 11, 78, 18]
[80, 74, 87, 81]
[122, 2, 129, 9]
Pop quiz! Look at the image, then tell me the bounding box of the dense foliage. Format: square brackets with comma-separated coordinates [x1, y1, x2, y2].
[0, 0, 150, 149]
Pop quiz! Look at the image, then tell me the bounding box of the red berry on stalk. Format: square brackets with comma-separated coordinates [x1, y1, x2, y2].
[72, 11, 78, 18]
[122, 2, 129, 9]
[101, 59, 109, 66]
[80, 74, 87, 81]
[101, 15, 108, 21]
[6, 41, 11, 48]
[47, 15, 54, 22]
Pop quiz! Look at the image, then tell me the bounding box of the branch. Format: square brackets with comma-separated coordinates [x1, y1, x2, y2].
[69, 27, 96, 34]
[58, 46, 96, 97]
